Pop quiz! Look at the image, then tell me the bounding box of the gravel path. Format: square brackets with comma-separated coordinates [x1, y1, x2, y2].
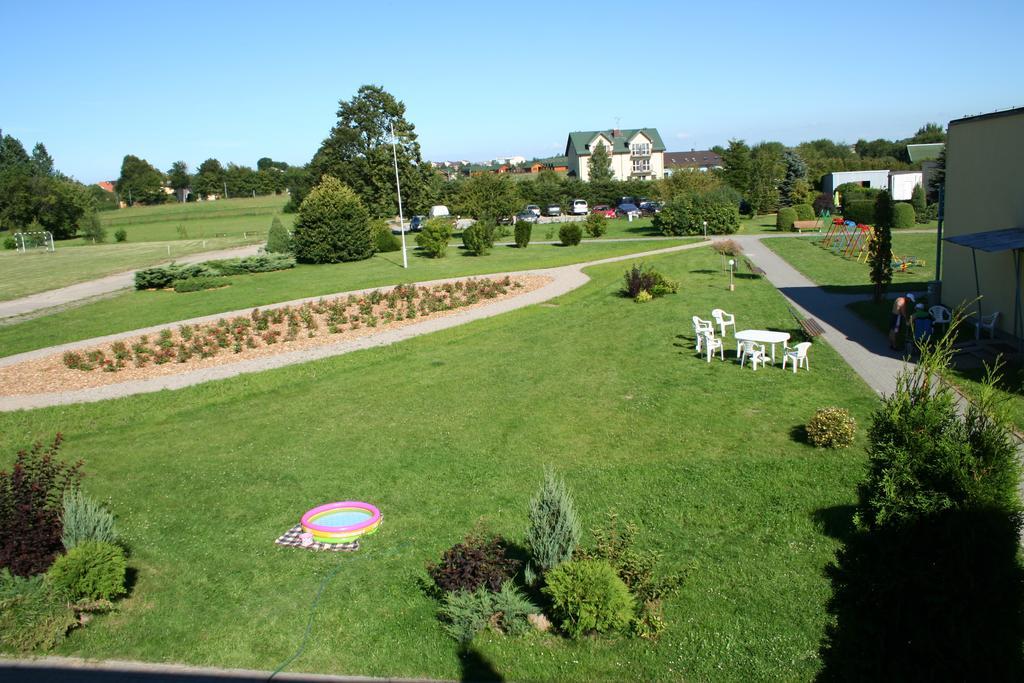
[0, 240, 709, 411]
[0, 243, 264, 320]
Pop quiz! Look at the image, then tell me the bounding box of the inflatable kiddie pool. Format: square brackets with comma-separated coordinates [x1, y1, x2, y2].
[301, 501, 381, 544]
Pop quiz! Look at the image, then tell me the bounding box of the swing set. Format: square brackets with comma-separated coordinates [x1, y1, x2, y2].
[821, 218, 872, 259]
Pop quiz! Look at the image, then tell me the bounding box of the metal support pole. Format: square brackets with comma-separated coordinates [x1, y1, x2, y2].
[934, 186, 944, 283]
[391, 121, 408, 269]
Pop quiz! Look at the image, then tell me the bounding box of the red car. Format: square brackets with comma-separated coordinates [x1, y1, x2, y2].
[591, 205, 616, 218]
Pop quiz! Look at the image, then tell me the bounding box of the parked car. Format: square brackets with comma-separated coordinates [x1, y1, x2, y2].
[516, 210, 539, 223]
[497, 215, 514, 225]
[592, 204, 616, 218]
[409, 215, 426, 232]
[525, 204, 541, 217]
[429, 205, 450, 218]
[617, 203, 641, 219]
[571, 199, 588, 215]
[546, 204, 562, 217]
[639, 201, 661, 216]
[619, 196, 638, 207]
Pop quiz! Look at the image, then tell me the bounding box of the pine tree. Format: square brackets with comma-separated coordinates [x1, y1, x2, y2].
[869, 191, 894, 303]
[265, 216, 291, 253]
[910, 183, 927, 222]
[526, 469, 581, 572]
[721, 139, 751, 194]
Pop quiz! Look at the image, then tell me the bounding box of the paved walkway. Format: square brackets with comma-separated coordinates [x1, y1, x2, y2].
[0, 241, 711, 411]
[0, 244, 264, 320]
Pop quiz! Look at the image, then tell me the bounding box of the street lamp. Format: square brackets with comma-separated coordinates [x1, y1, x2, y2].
[703, 220, 708, 239]
[728, 258, 735, 291]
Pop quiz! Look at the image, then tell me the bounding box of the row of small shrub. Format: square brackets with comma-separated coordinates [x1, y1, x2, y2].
[426, 470, 683, 644]
[134, 253, 295, 290]
[0, 435, 129, 652]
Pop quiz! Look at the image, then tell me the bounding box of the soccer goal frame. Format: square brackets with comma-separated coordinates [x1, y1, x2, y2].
[15, 231, 55, 253]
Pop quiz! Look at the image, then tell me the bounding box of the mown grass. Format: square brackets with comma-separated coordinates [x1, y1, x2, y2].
[0, 239, 697, 358]
[0, 246, 878, 680]
[0, 237, 263, 302]
[763, 233, 938, 293]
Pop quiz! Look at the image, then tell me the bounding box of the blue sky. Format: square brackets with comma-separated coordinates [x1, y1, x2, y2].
[2, 1, 1021, 183]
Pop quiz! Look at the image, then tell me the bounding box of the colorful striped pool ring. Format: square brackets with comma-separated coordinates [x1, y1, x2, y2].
[301, 501, 381, 544]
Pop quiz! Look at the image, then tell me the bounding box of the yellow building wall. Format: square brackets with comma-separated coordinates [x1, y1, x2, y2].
[942, 110, 1024, 338]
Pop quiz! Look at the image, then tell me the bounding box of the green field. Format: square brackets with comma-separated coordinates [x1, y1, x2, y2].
[0, 237, 263, 302]
[0, 239, 697, 358]
[94, 194, 290, 243]
[763, 233, 938, 293]
[0, 246, 878, 680]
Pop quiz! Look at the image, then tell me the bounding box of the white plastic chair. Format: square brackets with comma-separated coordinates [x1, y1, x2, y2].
[711, 309, 736, 338]
[702, 331, 724, 363]
[692, 316, 713, 352]
[782, 342, 812, 373]
[929, 305, 951, 334]
[974, 311, 1000, 339]
[738, 341, 767, 371]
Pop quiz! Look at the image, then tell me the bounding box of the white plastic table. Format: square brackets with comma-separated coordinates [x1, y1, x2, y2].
[734, 329, 791, 365]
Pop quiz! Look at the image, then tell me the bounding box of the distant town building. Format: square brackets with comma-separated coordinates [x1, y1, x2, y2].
[96, 181, 115, 192]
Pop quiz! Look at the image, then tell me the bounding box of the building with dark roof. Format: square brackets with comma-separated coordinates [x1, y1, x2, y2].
[663, 150, 723, 174]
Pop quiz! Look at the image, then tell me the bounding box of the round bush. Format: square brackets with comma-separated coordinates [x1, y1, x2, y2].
[806, 407, 857, 448]
[542, 559, 635, 638]
[793, 203, 815, 221]
[416, 218, 452, 258]
[461, 222, 490, 256]
[2, 236, 16, 250]
[46, 541, 127, 602]
[776, 207, 797, 231]
[584, 213, 606, 238]
[292, 176, 373, 264]
[372, 220, 401, 253]
[893, 203, 916, 229]
[559, 223, 582, 246]
[114, 229, 127, 243]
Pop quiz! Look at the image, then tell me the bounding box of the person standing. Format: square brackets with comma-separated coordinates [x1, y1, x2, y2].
[889, 293, 915, 350]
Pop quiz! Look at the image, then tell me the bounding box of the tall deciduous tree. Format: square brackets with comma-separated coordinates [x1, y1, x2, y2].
[310, 85, 433, 217]
[167, 161, 191, 202]
[587, 143, 614, 183]
[116, 155, 166, 205]
[192, 158, 225, 199]
[870, 191, 895, 303]
[747, 142, 784, 214]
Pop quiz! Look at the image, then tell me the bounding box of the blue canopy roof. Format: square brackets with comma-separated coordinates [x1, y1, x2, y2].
[944, 227, 1024, 252]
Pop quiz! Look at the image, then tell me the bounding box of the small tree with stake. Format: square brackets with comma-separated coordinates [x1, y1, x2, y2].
[869, 191, 894, 303]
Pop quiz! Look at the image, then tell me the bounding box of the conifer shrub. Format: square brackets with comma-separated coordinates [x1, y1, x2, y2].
[543, 559, 635, 638]
[60, 490, 119, 550]
[794, 203, 815, 221]
[513, 221, 531, 248]
[559, 223, 582, 246]
[526, 469, 581, 572]
[173, 276, 231, 293]
[461, 222, 490, 256]
[265, 216, 292, 253]
[805, 407, 857, 448]
[416, 218, 453, 258]
[427, 533, 520, 593]
[292, 175, 373, 263]
[893, 202, 915, 229]
[0, 571, 77, 652]
[438, 582, 538, 643]
[46, 541, 127, 603]
[776, 207, 798, 230]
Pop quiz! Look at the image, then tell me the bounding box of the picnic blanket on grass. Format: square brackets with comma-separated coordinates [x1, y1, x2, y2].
[274, 524, 359, 552]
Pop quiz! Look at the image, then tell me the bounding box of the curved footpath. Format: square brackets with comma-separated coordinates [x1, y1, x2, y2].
[0, 243, 264, 321]
[0, 240, 710, 411]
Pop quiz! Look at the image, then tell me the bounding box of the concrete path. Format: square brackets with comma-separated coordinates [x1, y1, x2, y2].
[0, 241, 710, 411]
[737, 234, 911, 396]
[0, 243, 264, 321]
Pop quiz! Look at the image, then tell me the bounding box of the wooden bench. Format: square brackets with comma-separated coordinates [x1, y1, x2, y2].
[797, 317, 826, 338]
[744, 258, 765, 277]
[791, 220, 819, 232]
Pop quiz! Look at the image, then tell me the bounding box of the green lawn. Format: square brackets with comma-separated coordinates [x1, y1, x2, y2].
[0, 246, 879, 680]
[847, 297, 1024, 433]
[763, 233, 938, 294]
[0, 239, 696, 358]
[95, 194, 290, 243]
[0, 237, 264, 302]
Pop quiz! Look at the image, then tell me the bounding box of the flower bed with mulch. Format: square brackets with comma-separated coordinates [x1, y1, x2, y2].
[0, 275, 549, 396]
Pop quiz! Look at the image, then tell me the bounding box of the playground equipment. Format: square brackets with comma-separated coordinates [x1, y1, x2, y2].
[821, 219, 872, 259]
[301, 501, 381, 544]
[15, 231, 54, 253]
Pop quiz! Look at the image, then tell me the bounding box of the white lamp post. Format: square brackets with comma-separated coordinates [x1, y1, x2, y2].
[703, 220, 708, 239]
[728, 258, 735, 291]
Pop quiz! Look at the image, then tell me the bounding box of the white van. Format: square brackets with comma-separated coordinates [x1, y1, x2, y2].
[571, 199, 588, 215]
[429, 205, 450, 218]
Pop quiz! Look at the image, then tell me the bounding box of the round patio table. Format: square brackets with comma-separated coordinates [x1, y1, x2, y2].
[734, 329, 791, 364]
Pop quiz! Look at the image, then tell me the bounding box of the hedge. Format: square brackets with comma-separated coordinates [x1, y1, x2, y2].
[893, 203, 916, 229]
[843, 200, 876, 225]
[134, 254, 295, 290]
[794, 203, 815, 221]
